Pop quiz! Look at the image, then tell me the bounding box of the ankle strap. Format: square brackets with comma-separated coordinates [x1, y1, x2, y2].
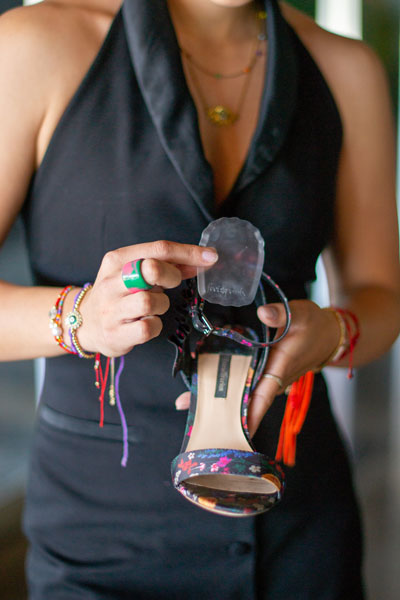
[169, 272, 291, 391]
[190, 272, 291, 347]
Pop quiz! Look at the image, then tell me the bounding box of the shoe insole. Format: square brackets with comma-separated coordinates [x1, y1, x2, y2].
[186, 353, 253, 453]
[184, 352, 278, 494]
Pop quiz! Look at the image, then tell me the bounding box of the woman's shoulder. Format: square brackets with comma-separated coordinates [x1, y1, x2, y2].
[280, 2, 391, 127]
[0, 1, 115, 59]
[0, 1, 118, 168]
[0, 2, 64, 67]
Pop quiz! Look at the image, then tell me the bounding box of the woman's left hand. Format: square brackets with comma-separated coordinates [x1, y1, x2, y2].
[246, 300, 340, 436]
[175, 299, 341, 437]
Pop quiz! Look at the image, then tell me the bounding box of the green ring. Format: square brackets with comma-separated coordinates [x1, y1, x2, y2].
[122, 259, 153, 292]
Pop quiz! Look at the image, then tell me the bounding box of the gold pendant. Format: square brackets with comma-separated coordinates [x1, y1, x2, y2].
[206, 105, 238, 126]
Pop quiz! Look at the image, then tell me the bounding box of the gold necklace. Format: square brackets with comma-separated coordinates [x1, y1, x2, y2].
[180, 36, 263, 80]
[181, 10, 267, 126]
[186, 59, 253, 126]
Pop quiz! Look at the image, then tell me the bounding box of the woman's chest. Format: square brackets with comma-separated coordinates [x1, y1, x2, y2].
[24, 12, 340, 289]
[182, 55, 267, 205]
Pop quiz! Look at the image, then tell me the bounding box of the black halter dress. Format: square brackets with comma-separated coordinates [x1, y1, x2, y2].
[21, 1, 364, 598]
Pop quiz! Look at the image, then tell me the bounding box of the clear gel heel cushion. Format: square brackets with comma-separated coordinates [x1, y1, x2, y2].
[198, 217, 265, 307]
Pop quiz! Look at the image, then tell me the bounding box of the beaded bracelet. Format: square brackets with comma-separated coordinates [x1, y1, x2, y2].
[65, 283, 95, 359]
[49, 285, 78, 355]
[66, 283, 91, 354]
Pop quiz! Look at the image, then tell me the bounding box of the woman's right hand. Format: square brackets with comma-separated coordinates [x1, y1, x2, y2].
[76, 241, 218, 357]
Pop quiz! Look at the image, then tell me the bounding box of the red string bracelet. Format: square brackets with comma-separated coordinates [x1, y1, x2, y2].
[331, 308, 360, 379]
[49, 286, 78, 355]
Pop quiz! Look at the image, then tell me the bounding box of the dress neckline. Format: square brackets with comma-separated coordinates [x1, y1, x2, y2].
[122, 0, 298, 220]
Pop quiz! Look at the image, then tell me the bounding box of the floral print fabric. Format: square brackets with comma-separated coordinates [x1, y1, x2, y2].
[171, 324, 284, 516]
[171, 448, 284, 516]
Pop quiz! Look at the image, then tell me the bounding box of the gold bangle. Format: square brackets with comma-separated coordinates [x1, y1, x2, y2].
[65, 284, 95, 359]
[314, 308, 348, 373]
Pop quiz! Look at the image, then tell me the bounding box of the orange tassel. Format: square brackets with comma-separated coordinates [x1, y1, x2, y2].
[275, 371, 314, 467]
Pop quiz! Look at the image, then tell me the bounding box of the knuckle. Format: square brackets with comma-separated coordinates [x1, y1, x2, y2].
[152, 240, 170, 258]
[144, 258, 161, 283]
[101, 250, 120, 271]
[172, 266, 183, 286]
[137, 292, 153, 316]
[160, 293, 170, 314]
[163, 265, 183, 290]
[189, 244, 198, 261]
[153, 316, 163, 337]
[182, 244, 196, 264]
[135, 319, 152, 344]
[153, 293, 170, 316]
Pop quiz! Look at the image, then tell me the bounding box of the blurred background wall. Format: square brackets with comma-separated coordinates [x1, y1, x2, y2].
[0, 0, 399, 598]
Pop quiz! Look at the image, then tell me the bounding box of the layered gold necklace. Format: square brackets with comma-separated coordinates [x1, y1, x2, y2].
[180, 10, 267, 126]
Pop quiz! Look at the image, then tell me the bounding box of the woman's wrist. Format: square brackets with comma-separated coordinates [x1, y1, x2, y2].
[71, 286, 96, 354]
[314, 307, 348, 373]
[65, 284, 95, 358]
[48, 285, 78, 355]
[314, 306, 360, 378]
[49, 284, 96, 358]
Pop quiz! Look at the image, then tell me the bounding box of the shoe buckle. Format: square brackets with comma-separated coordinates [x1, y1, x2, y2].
[191, 304, 213, 336]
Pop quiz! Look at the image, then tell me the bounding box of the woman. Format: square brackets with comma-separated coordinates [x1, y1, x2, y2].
[0, 0, 399, 598]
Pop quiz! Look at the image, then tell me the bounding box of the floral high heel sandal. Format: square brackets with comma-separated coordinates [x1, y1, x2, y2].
[169, 275, 292, 517]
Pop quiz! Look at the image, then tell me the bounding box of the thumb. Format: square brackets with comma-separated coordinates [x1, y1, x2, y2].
[175, 391, 190, 410]
[257, 303, 287, 328]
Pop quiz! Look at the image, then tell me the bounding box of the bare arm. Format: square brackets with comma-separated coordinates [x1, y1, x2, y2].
[0, 6, 61, 360]
[251, 19, 400, 432]
[322, 40, 400, 365]
[0, 5, 217, 361]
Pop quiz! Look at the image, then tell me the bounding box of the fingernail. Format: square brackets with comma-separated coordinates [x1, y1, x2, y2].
[202, 249, 218, 263]
[261, 306, 278, 320]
